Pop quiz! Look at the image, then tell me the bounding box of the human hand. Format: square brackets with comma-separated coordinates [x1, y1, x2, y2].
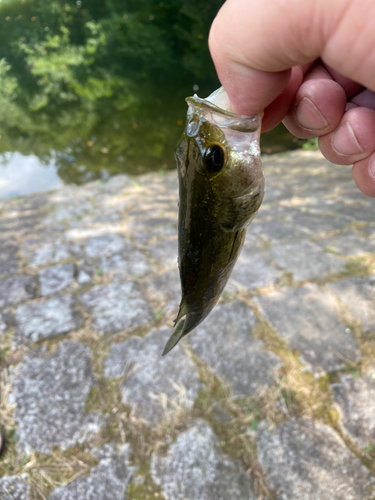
[209, 0, 375, 197]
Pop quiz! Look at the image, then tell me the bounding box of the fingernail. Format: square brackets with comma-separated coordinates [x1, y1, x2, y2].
[295, 97, 328, 130]
[332, 122, 364, 156]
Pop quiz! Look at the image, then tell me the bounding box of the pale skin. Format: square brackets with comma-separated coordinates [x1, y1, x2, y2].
[209, 0, 375, 197]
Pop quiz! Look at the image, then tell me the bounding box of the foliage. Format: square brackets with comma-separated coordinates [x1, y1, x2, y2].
[0, 0, 223, 182]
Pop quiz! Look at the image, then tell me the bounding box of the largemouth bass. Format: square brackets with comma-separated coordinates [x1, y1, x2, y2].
[162, 87, 264, 356]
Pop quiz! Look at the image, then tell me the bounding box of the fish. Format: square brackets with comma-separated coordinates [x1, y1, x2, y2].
[162, 87, 264, 356]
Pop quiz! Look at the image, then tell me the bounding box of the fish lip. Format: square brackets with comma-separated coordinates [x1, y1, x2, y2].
[186, 95, 261, 133]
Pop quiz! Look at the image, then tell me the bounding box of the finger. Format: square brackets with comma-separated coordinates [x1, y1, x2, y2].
[283, 64, 346, 138]
[352, 156, 375, 198]
[350, 89, 375, 110]
[318, 106, 375, 165]
[323, 64, 364, 98]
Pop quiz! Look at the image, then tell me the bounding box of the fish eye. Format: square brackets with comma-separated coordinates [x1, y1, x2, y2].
[204, 145, 225, 173]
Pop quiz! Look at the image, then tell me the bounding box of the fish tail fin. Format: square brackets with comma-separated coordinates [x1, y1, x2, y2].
[162, 318, 187, 356]
[173, 299, 188, 326]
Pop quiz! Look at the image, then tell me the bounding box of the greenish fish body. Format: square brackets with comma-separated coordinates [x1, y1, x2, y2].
[162, 87, 264, 356]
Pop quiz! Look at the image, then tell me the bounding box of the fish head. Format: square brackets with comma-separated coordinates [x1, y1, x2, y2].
[163, 88, 264, 355]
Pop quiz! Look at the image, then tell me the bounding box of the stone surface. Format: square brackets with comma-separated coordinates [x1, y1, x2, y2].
[11, 341, 104, 454]
[256, 419, 375, 500]
[151, 420, 256, 500]
[147, 237, 178, 269]
[269, 240, 344, 281]
[84, 234, 127, 258]
[100, 250, 150, 278]
[49, 444, 134, 500]
[144, 269, 181, 311]
[0, 242, 19, 278]
[230, 251, 282, 290]
[190, 301, 282, 397]
[104, 326, 200, 423]
[331, 368, 375, 447]
[328, 276, 375, 336]
[81, 282, 153, 334]
[0, 476, 30, 500]
[39, 263, 75, 296]
[315, 231, 375, 256]
[255, 284, 360, 374]
[251, 219, 310, 243]
[289, 210, 351, 233]
[0, 276, 37, 307]
[22, 242, 70, 267]
[14, 295, 84, 346]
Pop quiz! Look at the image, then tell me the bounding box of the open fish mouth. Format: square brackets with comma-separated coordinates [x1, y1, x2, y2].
[162, 87, 264, 356]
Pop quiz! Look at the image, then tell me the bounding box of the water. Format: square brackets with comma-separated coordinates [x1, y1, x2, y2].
[0, 0, 301, 198]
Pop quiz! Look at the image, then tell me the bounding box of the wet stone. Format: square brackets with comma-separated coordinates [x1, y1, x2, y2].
[49, 444, 135, 500]
[255, 284, 360, 374]
[39, 263, 75, 296]
[14, 295, 84, 346]
[328, 276, 375, 336]
[230, 251, 282, 290]
[315, 231, 375, 256]
[81, 282, 153, 334]
[0, 475, 30, 500]
[0, 276, 37, 307]
[269, 240, 344, 281]
[331, 368, 375, 447]
[11, 341, 104, 454]
[190, 301, 282, 397]
[151, 420, 256, 500]
[256, 419, 375, 500]
[104, 326, 200, 424]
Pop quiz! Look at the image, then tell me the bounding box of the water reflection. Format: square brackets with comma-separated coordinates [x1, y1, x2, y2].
[0, 0, 300, 198]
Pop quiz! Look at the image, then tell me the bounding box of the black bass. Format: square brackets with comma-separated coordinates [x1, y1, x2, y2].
[162, 87, 264, 356]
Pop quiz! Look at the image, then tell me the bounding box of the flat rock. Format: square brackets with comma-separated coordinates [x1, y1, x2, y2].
[22, 242, 71, 267]
[250, 219, 310, 243]
[327, 276, 375, 336]
[269, 240, 344, 281]
[331, 368, 375, 447]
[230, 251, 282, 290]
[189, 301, 282, 397]
[0, 476, 30, 500]
[255, 284, 360, 374]
[0, 276, 37, 307]
[151, 420, 256, 500]
[39, 263, 75, 296]
[144, 269, 181, 312]
[100, 251, 150, 278]
[84, 234, 127, 258]
[14, 295, 84, 346]
[104, 326, 200, 423]
[0, 242, 19, 278]
[315, 231, 375, 256]
[0, 308, 12, 336]
[11, 341, 104, 454]
[81, 282, 153, 335]
[49, 444, 134, 500]
[256, 419, 375, 500]
[147, 237, 178, 269]
[289, 210, 351, 233]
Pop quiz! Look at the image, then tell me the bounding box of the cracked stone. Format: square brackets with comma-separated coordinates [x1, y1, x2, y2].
[49, 444, 135, 500]
[0, 276, 37, 307]
[0, 243, 19, 278]
[269, 240, 344, 281]
[255, 284, 360, 374]
[256, 419, 375, 500]
[331, 368, 375, 448]
[81, 282, 153, 334]
[104, 326, 200, 423]
[23, 242, 71, 267]
[251, 219, 310, 242]
[144, 269, 181, 312]
[289, 210, 351, 233]
[151, 420, 256, 500]
[100, 251, 150, 278]
[14, 295, 84, 346]
[11, 341, 105, 455]
[190, 301, 282, 397]
[148, 237, 178, 269]
[327, 276, 375, 336]
[0, 476, 30, 500]
[39, 263, 75, 296]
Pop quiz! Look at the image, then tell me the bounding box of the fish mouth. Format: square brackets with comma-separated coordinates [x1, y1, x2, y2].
[186, 87, 261, 133]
